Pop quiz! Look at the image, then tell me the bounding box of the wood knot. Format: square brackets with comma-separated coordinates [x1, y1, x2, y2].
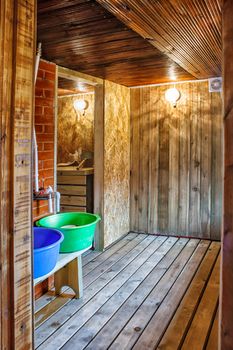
[1, 133, 6, 141]
[134, 326, 141, 332]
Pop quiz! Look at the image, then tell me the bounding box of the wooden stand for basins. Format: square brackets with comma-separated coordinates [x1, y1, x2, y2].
[34, 246, 91, 298]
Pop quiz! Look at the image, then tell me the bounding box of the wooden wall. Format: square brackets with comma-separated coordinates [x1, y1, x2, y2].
[57, 93, 94, 163]
[104, 80, 130, 247]
[130, 81, 222, 240]
[0, 0, 35, 348]
[221, 0, 233, 348]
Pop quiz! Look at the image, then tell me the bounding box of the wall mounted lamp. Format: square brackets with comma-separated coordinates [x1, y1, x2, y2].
[73, 99, 89, 116]
[165, 87, 181, 108]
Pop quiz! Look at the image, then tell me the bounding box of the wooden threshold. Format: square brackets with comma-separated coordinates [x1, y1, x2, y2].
[34, 233, 220, 350]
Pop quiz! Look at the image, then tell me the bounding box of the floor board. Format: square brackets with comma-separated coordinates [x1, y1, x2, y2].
[35, 234, 220, 350]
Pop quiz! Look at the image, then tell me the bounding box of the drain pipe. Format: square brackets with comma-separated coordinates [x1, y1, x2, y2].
[34, 43, 41, 192]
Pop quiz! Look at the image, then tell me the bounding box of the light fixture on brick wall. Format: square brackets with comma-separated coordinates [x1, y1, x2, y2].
[165, 87, 181, 108]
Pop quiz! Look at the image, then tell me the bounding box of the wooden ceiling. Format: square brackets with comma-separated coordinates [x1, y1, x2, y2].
[96, 0, 222, 79]
[37, 0, 222, 87]
[58, 77, 94, 95]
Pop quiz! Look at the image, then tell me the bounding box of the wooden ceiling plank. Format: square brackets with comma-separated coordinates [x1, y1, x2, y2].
[96, 0, 222, 78]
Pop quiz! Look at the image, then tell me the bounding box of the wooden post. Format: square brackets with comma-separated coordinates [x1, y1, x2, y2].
[94, 83, 105, 250]
[221, 1, 233, 349]
[0, 0, 35, 348]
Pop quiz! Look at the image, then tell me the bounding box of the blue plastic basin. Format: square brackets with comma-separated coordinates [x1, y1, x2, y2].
[33, 227, 64, 279]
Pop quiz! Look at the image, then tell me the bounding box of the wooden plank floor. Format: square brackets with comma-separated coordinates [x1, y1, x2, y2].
[34, 233, 220, 350]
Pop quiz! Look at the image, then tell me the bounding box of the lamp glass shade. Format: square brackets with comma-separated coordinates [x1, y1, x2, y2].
[165, 88, 181, 105]
[73, 99, 88, 111]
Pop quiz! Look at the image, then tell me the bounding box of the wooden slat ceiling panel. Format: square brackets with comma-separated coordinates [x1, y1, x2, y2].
[37, 0, 194, 86]
[58, 77, 94, 95]
[96, 0, 222, 79]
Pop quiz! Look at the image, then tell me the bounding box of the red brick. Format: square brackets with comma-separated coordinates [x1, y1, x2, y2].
[38, 150, 54, 160]
[44, 106, 54, 115]
[35, 115, 53, 124]
[39, 169, 54, 178]
[35, 125, 43, 133]
[44, 125, 54, 133]
[35, 88, 44, 98]
[35, 97, 54, 107]
[44, 143, 54, 151]
[43, 159, 54, 169]
[36, 78, 55, 90]
[44, 89, 55, 98]
[39, 60, 56, 73]
[37, 69, 45, 79]
[44, 71, 56, 81]
[37, 143, 44, 152]
[35, 106, 43, 115]
[37, 133, 54, 142]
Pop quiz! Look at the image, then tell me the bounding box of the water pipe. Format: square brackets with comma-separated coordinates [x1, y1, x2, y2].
[34, 43, 41, 192]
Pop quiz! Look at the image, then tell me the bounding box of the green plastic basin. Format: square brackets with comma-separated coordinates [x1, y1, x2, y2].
[36, 212, 101, 253]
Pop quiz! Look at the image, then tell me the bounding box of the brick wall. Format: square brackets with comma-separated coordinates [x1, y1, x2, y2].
[33, 59, 56, 221]
[34, 59, 56, 298]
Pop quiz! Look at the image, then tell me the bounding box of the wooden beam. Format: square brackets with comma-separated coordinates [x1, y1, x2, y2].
[221, 1, 233, 349]
[0, 0, 35, 348]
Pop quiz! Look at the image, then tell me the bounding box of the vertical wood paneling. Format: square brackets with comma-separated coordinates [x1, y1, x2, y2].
[130, 88, 140, 232]
[0, 0, 35, 348]
[221, 0, 233, 347]
[138, 88, 150, 232]
[130, 81, 222, 240]
[189, 82, 201, 236]
[148, 87, 159, 233]
[178, 83, 190, 234]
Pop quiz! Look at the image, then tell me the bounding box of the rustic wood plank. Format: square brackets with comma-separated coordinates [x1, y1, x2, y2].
[178, 82, 190, 234]
[58, 185, 86, 196]
[57, 175, 86, 185]
[210, 90, 223, 240]
[109, 239, 199, 349]
[133, 240, 211, 349]
[60, 205, 86, 212]
[181, 254, 220, 349]
[189, 82, 201, 236]
[75, 237, 184, 350]
[96, 0, 221, 79]
[35, 234, 156, 346]
[157, 241, 220, 350]
[37, 1, 194, 87]
[148, 86, 159, 234]
[168, 96, 179, 234]
[60, 195, 86, 206]
[130, 88, 140, 231]
[0, 0, 35, 348]
[83, 234, 147, 287]
[221, 3, 233, 347]
[62, 237, 179, 350]
[206, 306, 219, 350]
[34, 233, 138, 313]
[130, 81, 222, 240]
[158, 85, 170, 233]
[200, 82, 212, 238]
[138, 87, 150, 232]
[34, 236, 220, 350]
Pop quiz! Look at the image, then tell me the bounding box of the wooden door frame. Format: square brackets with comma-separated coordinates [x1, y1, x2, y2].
[55, 66, 105, 250]
[0, 0, 35, 348]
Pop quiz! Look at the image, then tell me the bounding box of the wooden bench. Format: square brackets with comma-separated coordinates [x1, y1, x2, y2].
[34, 245, 91, 298]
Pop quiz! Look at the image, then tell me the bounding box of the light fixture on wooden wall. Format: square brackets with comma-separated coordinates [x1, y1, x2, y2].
[73, 99, 89, 117]
[165, 87, 181, 107]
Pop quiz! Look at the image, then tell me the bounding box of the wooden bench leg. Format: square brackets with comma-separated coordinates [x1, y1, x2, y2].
[54, 255, 83, 299]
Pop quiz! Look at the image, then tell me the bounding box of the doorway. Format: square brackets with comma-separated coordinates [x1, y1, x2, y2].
[55, 66, 104, 250]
